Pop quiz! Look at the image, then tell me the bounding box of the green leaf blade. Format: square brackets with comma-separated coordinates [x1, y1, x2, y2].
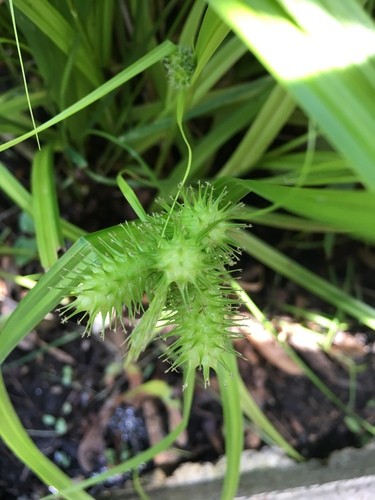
[209, 0, 375, 191]
[31, 145, 63, 269]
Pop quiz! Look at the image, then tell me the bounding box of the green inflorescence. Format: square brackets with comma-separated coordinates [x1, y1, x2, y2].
[61, 184, 243, 386]
[164, 45, 196, 89]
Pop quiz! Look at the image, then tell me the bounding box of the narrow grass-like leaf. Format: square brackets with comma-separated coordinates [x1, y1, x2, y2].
[0, 246, 35, 258]
[192, 36, 248, 105]
[0, 90, 46, 118]
[0, 237, 94, 364]
[238, 206, 341, 232]
[193, 6, 231, 82]
[0, 372, 93, 500]
[12, 0, 101, 86]
[0, 41, 175, 152]
[259, 152, 358, 186]
[221, 178, 375, 242]
[216, 351, 243, 499]
[117, 173, 148, 222]
[86, 0, 115, 67]
[238, 378, 303, 459]
[179, 0, 206, 46]
[0, 161, 32, 214]
[232, 230, 375, 330]
[218, 84, 296, 176]
[0, 162, 84, 241]
[31, 145, 62, 268]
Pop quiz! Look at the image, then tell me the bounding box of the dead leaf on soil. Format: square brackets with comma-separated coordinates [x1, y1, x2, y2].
[240, 317, 303, 376]
[77, 394, 119, 472]
[142, 398, 183, 466]
[329, 331, 368, 359]
[77, 413, 106, 472]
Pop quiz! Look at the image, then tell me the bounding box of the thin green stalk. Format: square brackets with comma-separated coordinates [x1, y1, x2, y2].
[161, 91, 193, 237]
[0, 40, 175, 152]
[233, 230, 375, 330]
[216, 350, 244, 500]
[8, 0, 40, 148]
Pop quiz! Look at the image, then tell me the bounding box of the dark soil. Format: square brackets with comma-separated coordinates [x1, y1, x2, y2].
[1, 169, 375, 499]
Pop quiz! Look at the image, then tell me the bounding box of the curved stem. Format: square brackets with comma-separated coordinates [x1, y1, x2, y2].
[161, 90, 192, 239]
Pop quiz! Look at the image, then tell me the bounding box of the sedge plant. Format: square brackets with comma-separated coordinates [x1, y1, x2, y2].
[0, 33, 251, 498]
[1, 0, 375, 498]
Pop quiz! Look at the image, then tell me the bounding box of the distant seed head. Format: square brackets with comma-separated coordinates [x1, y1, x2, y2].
[164, 46, 196, 89]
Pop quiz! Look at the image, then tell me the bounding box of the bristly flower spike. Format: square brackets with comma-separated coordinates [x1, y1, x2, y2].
[61, 184, 244, 387]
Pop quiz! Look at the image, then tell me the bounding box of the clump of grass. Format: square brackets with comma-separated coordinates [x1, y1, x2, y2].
[1, 1, 375, 499]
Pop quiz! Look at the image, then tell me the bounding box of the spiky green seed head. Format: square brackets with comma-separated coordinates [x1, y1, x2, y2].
[173, 185, 242, 253]
[60, 230, 153, 335]
[163, 286, 238, 387]
[155, 231, 209, 289]
[164, 46, 195, 89]
[61, 184, 243, 385]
